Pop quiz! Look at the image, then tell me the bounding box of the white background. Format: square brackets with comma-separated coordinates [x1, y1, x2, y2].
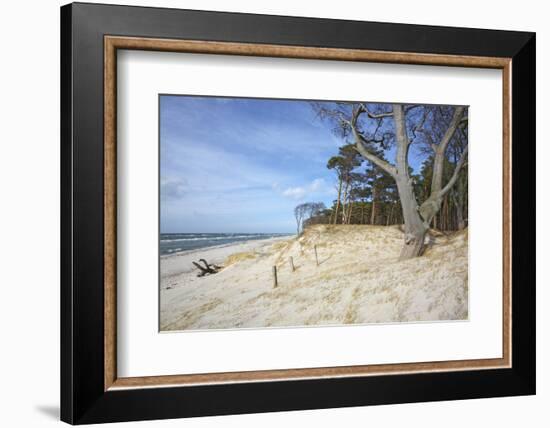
[0, 0, 546, 427]
[118, 51, 502, 377]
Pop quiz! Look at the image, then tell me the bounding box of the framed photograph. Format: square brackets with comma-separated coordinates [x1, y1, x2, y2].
[61, 2, 535, 424]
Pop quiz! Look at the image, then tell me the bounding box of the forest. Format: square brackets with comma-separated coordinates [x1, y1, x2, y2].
[294, 102, 468, 260]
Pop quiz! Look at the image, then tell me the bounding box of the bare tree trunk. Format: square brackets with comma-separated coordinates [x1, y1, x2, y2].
[334, 178, 342, 225]
[457, 207, 465, 230]
[341, 181, 349, 224]
[418, 108, 467, 227]
[442, 195, 448, 231]
[348, 202, 354, 224]
[370, 187, 377, 225]
[392, 105, 429, 259]
[387, 204, 395, 226]
[295, 210, 304, 236]
[396, 176, 427, 259]
[452, 188, 466, 230]
[457, 209, 465, 230]
[360, 204, 365, 224]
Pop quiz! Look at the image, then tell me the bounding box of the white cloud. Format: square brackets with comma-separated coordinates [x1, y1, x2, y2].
[275, 178, 336, 201]
[309, 178, 326, 192]
[282, 186, 307, 200]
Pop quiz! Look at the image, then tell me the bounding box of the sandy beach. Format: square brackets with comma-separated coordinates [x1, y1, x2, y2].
[160, 225, 468, 331]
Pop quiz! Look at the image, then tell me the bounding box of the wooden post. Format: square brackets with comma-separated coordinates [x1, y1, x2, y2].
[289, 257, 295, 272]
[272, 266, 278, 288]
[314, 245, 319, 266]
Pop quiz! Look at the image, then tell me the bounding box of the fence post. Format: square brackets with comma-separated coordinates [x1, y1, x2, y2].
[314, 245, 319, 266]
[272, 266, 278, 288]
[289, 257, 295, 272]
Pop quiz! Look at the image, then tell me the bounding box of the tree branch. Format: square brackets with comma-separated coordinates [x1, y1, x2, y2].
[439, 146, 468, 198]
[393, 103, 412, 177]
[359, 103, 393, 119]
[405, 105, 422, 114]
[437, 106, 466, 155]
[415, 128, 437, 152]
[354, 139, 398, 177]
[350, 106, 398, 177]
[430, 106, 466, 195]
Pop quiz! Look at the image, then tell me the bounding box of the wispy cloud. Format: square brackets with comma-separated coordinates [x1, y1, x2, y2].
[160, 177, 187, 200]
[282, 186, 307, 200]
[309, 178, 333, 193]
[273, 178, 336, 202]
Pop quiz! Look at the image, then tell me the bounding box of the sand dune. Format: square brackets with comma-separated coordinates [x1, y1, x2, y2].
[160, 225, 468, 331]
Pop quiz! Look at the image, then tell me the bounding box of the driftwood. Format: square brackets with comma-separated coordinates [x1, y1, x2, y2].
[192, 258, 222, 277]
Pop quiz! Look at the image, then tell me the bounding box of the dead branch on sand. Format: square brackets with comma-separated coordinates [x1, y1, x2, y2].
[192, 259, 222, 277]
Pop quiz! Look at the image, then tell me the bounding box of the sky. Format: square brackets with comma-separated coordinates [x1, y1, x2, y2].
[159, 95, 427, 234]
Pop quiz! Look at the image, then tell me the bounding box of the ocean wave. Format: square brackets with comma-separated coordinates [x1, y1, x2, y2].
[159, 233, 292, 256]
[160, 234, 275, 243]
[166, 248, 185, 253]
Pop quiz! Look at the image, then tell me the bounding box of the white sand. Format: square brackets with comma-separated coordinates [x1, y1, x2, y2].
[160, 225, 468, 331]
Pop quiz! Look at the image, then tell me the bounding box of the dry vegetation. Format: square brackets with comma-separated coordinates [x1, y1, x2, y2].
[160, 225, 468, 331]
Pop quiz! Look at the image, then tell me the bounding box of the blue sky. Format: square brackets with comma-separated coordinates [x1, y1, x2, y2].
[159, 95, 425, 233]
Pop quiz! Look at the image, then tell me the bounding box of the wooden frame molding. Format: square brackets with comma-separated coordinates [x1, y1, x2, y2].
[104, 35, 513, 391]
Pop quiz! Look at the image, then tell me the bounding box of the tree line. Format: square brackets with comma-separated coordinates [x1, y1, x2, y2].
[294, 102, 468, 260]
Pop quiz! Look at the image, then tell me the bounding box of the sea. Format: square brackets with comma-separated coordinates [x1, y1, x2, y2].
[160, 232, 292, 256]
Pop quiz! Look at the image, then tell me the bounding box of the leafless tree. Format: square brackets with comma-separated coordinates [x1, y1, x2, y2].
[294, 204, 306, 235]
[294, 202, 326, 235]
[313, 102, 468, 260]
